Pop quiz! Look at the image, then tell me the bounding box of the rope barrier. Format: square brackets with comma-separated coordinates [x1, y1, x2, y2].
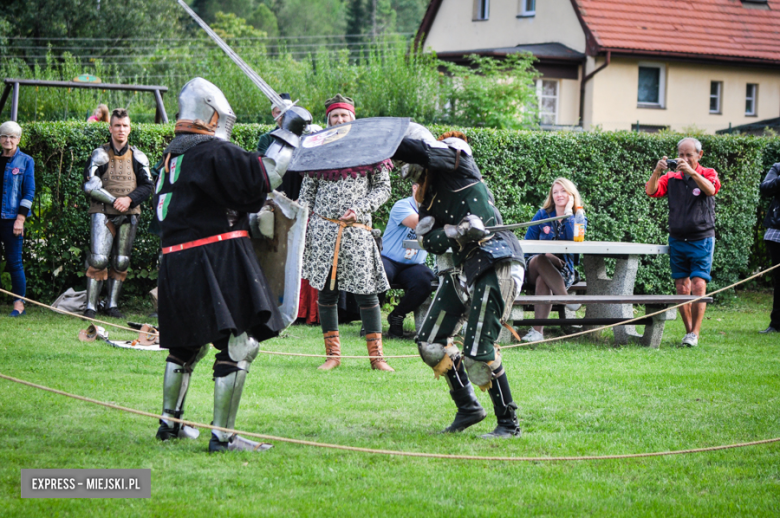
[0, 287, 158, 338]
[1, 372, 777, 462]
[3, 262, 779, 359]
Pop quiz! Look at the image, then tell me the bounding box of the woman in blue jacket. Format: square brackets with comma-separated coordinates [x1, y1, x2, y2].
[0, 121, 35, 317]
[522, 178, 585, 341]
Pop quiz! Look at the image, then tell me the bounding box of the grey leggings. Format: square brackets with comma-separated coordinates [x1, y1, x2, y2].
[318, 273, 381, 334]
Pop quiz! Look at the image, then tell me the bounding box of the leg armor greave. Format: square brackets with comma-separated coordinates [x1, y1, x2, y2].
[157, 344, 210, 440]
[84, 278, 103, 313]
[106, 218, 138, 310]
[212, 333, 260, 444]
[106, 278, 123, 310]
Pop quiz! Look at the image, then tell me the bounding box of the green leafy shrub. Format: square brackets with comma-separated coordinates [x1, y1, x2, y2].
[13, 122, 776, 302]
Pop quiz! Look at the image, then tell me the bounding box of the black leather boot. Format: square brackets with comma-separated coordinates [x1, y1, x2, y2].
[442, 383, 487, 433]
[481, 371, 522, 439]
[387, 314, 405, 339]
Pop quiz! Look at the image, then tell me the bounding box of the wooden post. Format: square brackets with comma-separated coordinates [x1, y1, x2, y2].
[11, 82, 20, 121]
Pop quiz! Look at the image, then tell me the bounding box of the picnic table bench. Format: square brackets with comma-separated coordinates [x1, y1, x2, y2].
[509, 294, 712, 348]
[401, 239, 700, 347]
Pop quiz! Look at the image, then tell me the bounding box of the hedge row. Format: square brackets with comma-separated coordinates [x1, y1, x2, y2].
[12, 122, 779, 302]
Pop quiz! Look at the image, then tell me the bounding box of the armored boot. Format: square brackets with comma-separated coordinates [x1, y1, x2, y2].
[83, 278, 103, 319]
[105, 278, 125, 318]
[209, 369, 272, 452]
[387, 314, 405, 339]
[366, 332, 394, 372]
[318, 331, 341, 370]
[480, 371, 522, 439]
[156, 360, 201, 441]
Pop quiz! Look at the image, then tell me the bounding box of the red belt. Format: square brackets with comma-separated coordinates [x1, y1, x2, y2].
[162, 231, 249, 255]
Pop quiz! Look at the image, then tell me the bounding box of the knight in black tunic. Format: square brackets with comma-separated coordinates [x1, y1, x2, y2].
[154, 77, 311, 452]
[393, 129, 526, 438]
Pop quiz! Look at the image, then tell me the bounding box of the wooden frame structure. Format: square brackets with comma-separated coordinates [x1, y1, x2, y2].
[0, 78, 169, 123]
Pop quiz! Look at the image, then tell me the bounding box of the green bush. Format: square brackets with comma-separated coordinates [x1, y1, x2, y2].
[13, 122, 777, 302]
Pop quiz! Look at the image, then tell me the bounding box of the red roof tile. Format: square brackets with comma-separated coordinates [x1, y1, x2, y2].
[573, 0, 780, 63]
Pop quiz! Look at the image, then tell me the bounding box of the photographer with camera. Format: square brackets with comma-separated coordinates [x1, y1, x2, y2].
[646, 137, 721, 347]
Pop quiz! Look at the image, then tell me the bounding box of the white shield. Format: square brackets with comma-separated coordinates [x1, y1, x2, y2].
[251, 192, 309, 329]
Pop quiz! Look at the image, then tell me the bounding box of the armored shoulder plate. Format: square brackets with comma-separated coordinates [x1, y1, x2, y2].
[270, 128, 301, 148]
[131, 146, 150, 167]
[441, 137, 473, 156]
[90, 147, 110, 167]
[404, 122, 437, 145]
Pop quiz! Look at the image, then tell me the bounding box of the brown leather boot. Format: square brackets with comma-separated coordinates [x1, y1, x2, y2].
[318, 331, 341, 370]
[366, 332, 394, 372]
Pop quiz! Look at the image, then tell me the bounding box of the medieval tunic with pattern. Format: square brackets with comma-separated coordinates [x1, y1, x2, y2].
[298, 162, 392, 294]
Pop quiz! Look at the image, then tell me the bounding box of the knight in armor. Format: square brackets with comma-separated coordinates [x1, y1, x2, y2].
[392, 129, 526, 438]
[154, 77, 312, 452]
[82, 108, 153, 319]
[298, 94, 394, 372]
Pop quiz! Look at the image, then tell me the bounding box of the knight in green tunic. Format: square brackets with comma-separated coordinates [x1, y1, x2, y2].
[392, 129, 526, 438]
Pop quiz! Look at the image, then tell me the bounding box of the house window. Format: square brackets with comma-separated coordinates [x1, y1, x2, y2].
[710, 81, 722, 114]
[746, 83, 758, 116]
[474, 0, 489, 20]
[537, 79, 558, 125]
[637, 63, 665, 108]
[518, 0, 536, 17]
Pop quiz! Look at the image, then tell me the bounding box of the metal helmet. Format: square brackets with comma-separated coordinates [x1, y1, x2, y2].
[176, 77, 236, 140]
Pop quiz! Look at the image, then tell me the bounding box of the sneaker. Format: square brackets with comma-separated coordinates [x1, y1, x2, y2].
[681, 332, 698, 347]
[105, 307, 125, 319]
[760, 326, 779, 334]
[521, 328, 544, 342]
[387, 314, 405, 339]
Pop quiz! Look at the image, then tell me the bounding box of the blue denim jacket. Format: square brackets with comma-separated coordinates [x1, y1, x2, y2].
[524, 208, 586, 274]
[1, 147, 35, 219]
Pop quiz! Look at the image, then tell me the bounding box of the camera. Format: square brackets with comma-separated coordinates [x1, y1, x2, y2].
[666, 159, 678, 170]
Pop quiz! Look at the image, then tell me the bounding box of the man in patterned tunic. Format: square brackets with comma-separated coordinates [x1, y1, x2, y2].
[298, 94, 394, 372]
[392, 130, 526, 438]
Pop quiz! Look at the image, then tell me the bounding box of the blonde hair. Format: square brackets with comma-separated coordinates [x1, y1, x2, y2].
[93, 104, 110, 122]
[542, 177, 583, 213]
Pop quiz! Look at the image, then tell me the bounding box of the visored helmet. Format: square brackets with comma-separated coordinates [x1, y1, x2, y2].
[176, 77, 236, 140]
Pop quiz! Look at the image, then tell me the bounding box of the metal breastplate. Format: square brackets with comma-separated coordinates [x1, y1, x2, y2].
[90, 148, 140, 215]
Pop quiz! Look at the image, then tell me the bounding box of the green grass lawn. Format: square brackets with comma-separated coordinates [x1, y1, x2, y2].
[1, 292, 779, 517]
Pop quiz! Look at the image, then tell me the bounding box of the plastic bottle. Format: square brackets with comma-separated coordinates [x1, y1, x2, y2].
[573, 206, 586, 242]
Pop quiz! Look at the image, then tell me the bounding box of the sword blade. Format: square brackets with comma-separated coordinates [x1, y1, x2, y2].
[176, 0, 285, 110]
[485, 214, 570, 232]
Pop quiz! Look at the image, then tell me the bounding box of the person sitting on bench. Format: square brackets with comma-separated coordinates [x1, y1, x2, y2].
[379, 182, 435, 338]
[522, 178, 586, 342]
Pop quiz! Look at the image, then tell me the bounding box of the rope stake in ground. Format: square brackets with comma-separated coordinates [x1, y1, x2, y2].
[1, 372, 778, 462]
[3, 262, 779, 359]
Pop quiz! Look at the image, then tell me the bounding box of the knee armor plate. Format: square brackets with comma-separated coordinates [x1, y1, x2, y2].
[464, 352, 503, 391]
[417, 338, 461, 379]
[228, 332, 260, 372]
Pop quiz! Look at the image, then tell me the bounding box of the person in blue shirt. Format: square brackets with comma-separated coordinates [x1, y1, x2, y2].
[0, 121, 35, 317]
[380, 183, 435, 338]
[522, 177, 585, 342]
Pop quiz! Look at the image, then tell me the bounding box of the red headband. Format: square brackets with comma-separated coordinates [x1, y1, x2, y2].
[326, 102, 355, 116]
